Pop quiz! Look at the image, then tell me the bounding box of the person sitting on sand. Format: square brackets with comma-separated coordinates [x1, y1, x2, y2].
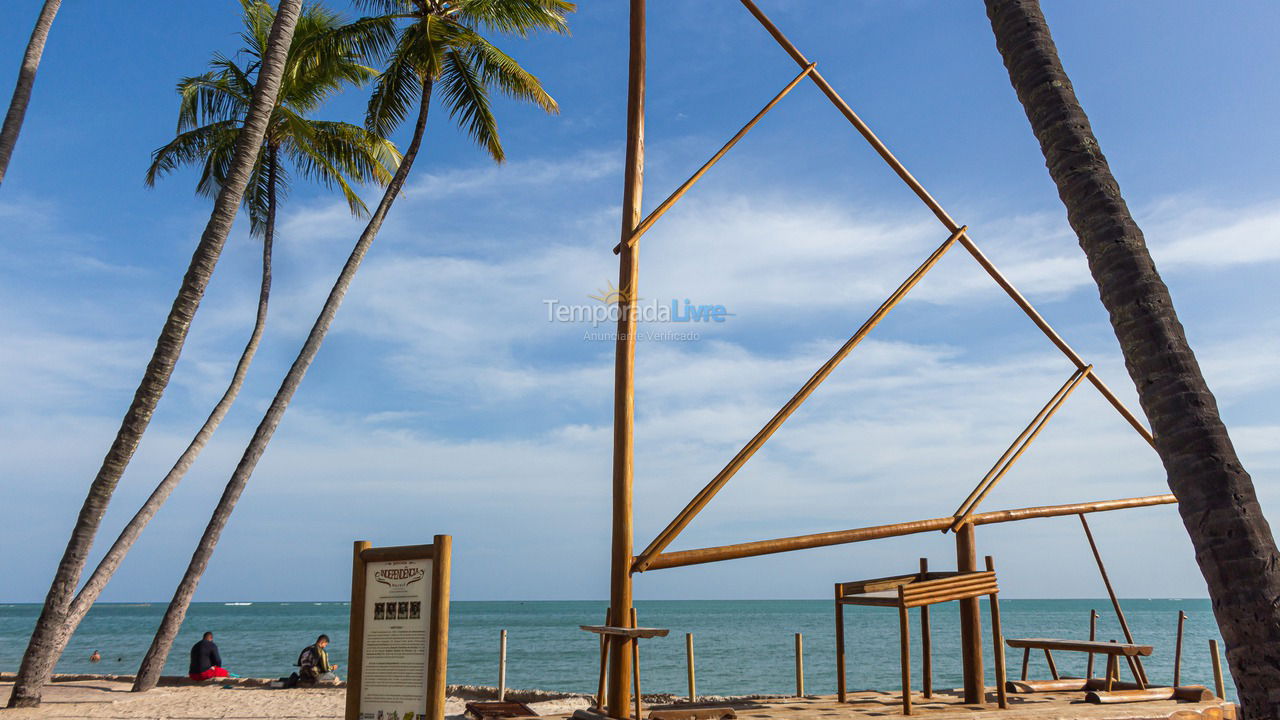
[297, 634, 339, 684]
[189, 631, 231, 681]
[89, 650, 101, 663]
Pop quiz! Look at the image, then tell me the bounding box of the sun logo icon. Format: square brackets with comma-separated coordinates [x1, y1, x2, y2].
[589, 280, 637, 305]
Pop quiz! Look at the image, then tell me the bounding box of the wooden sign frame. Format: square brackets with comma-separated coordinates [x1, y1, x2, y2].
[346, 535, 451, 720]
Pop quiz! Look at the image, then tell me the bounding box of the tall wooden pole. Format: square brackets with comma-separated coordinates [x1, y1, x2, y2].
[607, 0, 645, 716]
[955, 523, 985, 703]
[345, 541, 370, 720]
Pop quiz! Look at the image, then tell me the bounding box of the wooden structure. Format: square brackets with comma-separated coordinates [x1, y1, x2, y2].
[836, 557, 1007, 714]
[346, 537, 451, 720]
[602, 1, 1180, 716]
[584, 616, 670, 720]
[1008, 638, 1151, 691]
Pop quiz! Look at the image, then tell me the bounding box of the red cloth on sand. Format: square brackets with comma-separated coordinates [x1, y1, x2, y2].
[189, 666, 230, 681]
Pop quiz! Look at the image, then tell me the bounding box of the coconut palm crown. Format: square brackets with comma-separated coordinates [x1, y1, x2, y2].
[357, 0, 573, 163]
[147, 0, 401, 235]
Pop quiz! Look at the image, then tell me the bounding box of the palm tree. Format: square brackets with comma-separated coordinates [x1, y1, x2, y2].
[5, 0, 305, 708]
[984, 1, 1280, 715]
[0, 0, 61, 186]
[7, 2, 399, 703]
[131, 0, 572, 692]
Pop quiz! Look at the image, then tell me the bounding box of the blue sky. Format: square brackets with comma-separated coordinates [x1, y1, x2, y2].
[2, 0, 1279, 603]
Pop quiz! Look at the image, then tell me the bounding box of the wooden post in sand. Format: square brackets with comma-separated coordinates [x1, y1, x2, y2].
[1210, 639, 1225, 699]
[686, 633, 696, 702]
[795, 633, 805, 697]
[498, 629, 507, 701]
[1173, 611, 1186, 686]
[606, 0, 645, 717]
[956, 522, 985, 703]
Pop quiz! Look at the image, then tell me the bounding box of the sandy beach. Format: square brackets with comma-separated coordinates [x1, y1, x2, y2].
[0, 677, 592, 719]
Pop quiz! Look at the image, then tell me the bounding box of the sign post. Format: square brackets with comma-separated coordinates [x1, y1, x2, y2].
[346, 536, 451, 720]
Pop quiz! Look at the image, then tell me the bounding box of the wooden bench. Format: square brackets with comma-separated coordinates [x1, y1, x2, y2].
[836, 557, 1008, 715]
[1006, 638, 1153, 691]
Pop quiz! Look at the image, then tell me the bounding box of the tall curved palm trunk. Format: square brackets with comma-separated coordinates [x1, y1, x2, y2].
[6, 0, 304, 708]
[0, 0, 60, 186]
[23, 157, 277, 699]
[984, 1, 1280, 716]
[132, 81, 434, 693]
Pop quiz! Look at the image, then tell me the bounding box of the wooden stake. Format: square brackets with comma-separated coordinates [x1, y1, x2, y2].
[949, 366, 1092, 532]
[735, 0, 1155, 450]
[1173, 610, 1186, 687]
[596, 609, 610, 709]
[614, 62, 815, 255]
[1210, 639, 1225, 699]
[685, 633, 696, 703]
[1086, 609, 1099, 679]
[898, 587, 912, 715]
[956, 523, 984, 703]
[986, 556, 1008, 709]
[794, 632, 805, 697]
[835, 584, 846, 703]
[632, 608, 642, 720]
[498, 629, 507, 702]
[607, 0, 645, 715]
[1079, 514, 1147, 685]
[632, 225, 966, 572]
[919, 558, 931, 699]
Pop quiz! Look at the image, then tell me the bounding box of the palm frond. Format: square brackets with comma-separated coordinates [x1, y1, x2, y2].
[439, 46, 503, 162]
[453, 0, 574, 37]
[464, 34, 557, 113]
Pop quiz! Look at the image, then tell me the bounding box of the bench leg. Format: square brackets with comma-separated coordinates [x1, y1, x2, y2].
[1105, 655, 1117, 692]
[989, 593, 1007, 709]
[1043, 649, 1059, 680]
[1020, 647, 1030, 681]
[899, 604, 911, 715]
[920, 605, 932, 699]
[835, 592, 846, 703]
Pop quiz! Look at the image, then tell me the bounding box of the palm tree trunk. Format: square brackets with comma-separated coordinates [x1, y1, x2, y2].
[984, 1, 1280, 716]
[132, 79, 434, 693]
[21, 149, 280, 693]
[0, 0, 61, 187]
[6, 1, 303, 708]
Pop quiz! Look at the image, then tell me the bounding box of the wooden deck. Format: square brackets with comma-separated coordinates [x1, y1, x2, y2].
[552, 688, 1235, 720]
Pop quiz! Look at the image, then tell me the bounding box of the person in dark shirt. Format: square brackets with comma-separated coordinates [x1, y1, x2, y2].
[297, 634, 339, 684]
[189, 631, 230, 681]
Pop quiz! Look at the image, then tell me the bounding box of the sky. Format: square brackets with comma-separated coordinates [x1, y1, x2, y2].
[1, 0, 1279, 604]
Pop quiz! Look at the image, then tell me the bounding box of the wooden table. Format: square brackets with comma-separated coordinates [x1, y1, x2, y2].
[836, 557, 1007, 715]
[582, 619, 670, 719]
[1006, 638, 1153, 691]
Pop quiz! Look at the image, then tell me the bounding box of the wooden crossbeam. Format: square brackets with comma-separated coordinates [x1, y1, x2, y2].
[613, 62, 815, 255]
[638, 494, 1175, 572]
[947, 365, 1093, 532]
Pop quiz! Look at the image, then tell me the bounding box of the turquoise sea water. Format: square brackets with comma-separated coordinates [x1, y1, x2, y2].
[0, 599, 1234, 702]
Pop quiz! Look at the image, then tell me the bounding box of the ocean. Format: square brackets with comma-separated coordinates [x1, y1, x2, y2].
[0, 599, 1235, 702]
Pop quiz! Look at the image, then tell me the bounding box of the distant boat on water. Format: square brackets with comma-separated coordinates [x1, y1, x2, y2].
[224, 602, 253, 606]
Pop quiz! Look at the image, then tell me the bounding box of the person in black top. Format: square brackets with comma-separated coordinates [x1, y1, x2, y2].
[189, 631, 230, 681]
[297, 634, 339, 684]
